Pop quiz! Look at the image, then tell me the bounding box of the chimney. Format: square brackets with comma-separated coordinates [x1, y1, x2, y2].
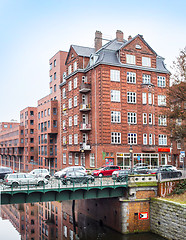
[128, 35, 132, 41]
[116, 30, 123, 42]
[94, 31, 102, 52]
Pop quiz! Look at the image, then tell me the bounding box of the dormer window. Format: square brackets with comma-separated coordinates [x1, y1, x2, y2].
[126, 54, 136, 64]
[142, 57, 151, 67]
[90, 54, 98, 66]
[68, 65, 72, 75]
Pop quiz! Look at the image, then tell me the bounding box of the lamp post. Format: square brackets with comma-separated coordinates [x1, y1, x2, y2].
[129, 145, 133, 174]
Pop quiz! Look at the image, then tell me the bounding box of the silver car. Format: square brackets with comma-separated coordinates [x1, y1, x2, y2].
[30, 169, 50, 180]
[4, 173, 48, 187]
[54, 166, 86, 179]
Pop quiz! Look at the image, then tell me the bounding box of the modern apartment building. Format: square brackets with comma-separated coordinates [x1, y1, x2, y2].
[37, 51, 67, 175]
[60, 30, 171, 170]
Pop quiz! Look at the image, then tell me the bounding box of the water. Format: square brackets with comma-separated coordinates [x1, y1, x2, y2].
[0, 201, 166, 240]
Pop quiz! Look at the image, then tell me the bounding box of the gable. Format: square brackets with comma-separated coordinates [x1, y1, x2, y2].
[65, 46, 78, 65]
[119, 35, 157, 68]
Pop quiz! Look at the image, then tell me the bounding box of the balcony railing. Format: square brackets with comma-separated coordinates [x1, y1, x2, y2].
[80, 142, 91, 151]
[79, 82, 91, 93]
[79, 123, 91, 131]
[80, 103, 91, 111]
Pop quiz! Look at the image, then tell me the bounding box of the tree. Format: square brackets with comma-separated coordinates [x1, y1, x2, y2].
[166, 47, 186, 145]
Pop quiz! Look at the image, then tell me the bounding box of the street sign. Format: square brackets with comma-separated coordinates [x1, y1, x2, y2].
[180, 151, 185, 157]
[138, 212, 148, 220]
[137, 156, 140, 161]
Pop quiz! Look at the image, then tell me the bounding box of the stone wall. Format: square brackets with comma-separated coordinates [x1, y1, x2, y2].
[150, 198, 186, 240]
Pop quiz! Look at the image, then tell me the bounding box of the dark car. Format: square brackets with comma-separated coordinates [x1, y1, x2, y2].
[54, 166, 86, 179]
[61, 171, 94, 185]
[112, 170, 130, 182]
[0, 166, 14, 180]
[91, 165, 121, 177]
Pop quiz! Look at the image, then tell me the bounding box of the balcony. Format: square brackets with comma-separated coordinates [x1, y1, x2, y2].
[80, 142, 91, 151]
[79, 82, 91, 93]
[79, 123, 91, 131]
[80, 103, 91, 111]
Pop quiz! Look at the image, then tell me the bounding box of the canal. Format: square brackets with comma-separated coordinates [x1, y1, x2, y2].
[0, 200, 166, 240]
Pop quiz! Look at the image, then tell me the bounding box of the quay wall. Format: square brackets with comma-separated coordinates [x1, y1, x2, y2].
[150, 198, 186, 240]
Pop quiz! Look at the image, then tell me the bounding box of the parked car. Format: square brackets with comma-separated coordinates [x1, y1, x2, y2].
[147, 167, 182, 179]
[112, 169, 130, 182]
[61, 171, 95, 185]
[30, 169, 50, 180]
[91, 165, 121, 177]
[54, 166, 86, 179]
[0, 166, 14, 180]
[133, 163, 149, 168]
[4, 173, 48, 187]
[133, 166, 150, 174]
[159, 165, 177, 171]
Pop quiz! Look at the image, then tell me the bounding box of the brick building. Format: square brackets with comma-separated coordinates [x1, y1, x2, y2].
[60, 30, 171, 170]
[0, 30, 173, 172]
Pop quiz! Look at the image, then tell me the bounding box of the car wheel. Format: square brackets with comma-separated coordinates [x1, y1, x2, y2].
[38, 181, 44, 186]
[12, 182, 18, 188]
[45, 175, 50, 180]
[98, 173, 103, 178]
[67, 180, 71, 185]
[88, 179, 92, 184]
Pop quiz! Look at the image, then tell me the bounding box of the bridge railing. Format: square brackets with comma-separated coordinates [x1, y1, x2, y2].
[0, 177, 128, 192]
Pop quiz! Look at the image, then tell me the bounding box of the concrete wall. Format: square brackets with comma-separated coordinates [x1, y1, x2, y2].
[150, 198, 186, 240]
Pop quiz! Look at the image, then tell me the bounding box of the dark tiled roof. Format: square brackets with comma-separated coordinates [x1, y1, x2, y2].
[72, 45, 95, 57]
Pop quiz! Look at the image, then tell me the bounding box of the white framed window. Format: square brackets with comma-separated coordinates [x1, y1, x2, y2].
[126, 54, 136, 64]
[158, 115, 167, 126]
[128, 133, 137, 144]
[148, 93, 152, 105]
[142, 74, 151, 84]
[74, 115, 78, 126]
[176, 118, 182, 126]
[127, 92, 136, 103]
[74, 134, 78, 145]
[63, 136, 66, 145]
[143, 113, 147, 124]
[75, 153, 79, 165]
[111, 111, 121, 123]
[159, 135, 167, 145]
[68, 98, 72, 109]
[69, 135, 72, 145]
[153, 94, 155, 105]
[177, 140, 181, 149]
[127, 112, 137, 124]
[62, 88, 66, 99]
[158, 95, 166, 106]
[111, 90, 120, 102]
[69, 117, 72, 127]
[48, 108, 50, 116]
[142, 57, 151, 67]
[143, 134, 147, 145]
[111, 132, 121, 144]
[154, 134, 156, 145]
[149, 113, 152, 125]
[110, 69, 120, 82]
[63, 103, 66, 110]
[127, 72, 136, 83]
[153, 114, 155, 125]
[142, 92, 147, 104]
[69, 153, 72, 164]
[68, 81, 72, 91]
[149, 134, 153, 145]
[90, 153, 95, 167]
[73, 61, 77, 71]
[74, 96, 77, 107]
[63, 153, 66, 164]
[158, 76, 166, 87]
[68, 65, 72, 75]
[74, 77, 77, 89]
[64, 226, 67, 238]
[63, 120, 66, 129]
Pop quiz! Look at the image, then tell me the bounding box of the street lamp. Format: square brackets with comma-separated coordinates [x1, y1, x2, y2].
[129, 145, 133, 174]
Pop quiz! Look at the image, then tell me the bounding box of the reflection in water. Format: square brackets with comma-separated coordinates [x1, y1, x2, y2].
[0, 201, 166, 240]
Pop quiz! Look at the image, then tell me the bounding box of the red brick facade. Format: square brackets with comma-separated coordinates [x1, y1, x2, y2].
[0, 30, 177, 173]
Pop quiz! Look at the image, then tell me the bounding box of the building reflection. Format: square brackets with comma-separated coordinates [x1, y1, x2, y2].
[1, 200, 79, 240]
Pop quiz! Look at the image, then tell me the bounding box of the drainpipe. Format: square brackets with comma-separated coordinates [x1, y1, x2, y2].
[94, 69, 98, 168]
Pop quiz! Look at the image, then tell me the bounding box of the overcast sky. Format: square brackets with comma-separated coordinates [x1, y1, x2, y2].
[0, 0, 186, 122]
